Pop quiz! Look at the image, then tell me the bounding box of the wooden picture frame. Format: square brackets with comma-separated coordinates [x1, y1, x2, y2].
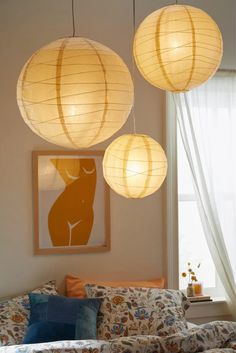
[33, 150, 110, 255]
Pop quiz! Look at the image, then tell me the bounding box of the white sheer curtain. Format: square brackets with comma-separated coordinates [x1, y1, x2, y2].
[173, 71, 236, 317]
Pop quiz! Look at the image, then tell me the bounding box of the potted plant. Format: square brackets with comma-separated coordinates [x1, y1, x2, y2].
[181, 262, 201, 297]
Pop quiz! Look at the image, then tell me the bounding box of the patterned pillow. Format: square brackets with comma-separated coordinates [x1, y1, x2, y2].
[0, 281, 57, 346]
[85, 285, 190, 340]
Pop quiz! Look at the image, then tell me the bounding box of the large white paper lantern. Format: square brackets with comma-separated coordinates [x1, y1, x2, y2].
[133, 4, 223, 92]
[103, 134, 167, 198]
[17, 37, 134, 148]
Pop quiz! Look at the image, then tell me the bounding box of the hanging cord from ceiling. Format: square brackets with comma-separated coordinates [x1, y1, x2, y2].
[131, 0, 137, 134]
[71, 0, 76, 37]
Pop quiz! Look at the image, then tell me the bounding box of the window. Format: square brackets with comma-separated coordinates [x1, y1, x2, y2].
[166, 88, 225, 297]
[177, 127, 217, 293]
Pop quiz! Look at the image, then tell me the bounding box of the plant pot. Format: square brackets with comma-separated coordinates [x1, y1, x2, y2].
[187, 283, 194, 297]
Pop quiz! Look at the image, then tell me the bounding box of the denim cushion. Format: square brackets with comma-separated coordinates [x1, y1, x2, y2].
[27, 293, 102, 342]
[23, 321, 75, 344]
[28, 293, 49, 324]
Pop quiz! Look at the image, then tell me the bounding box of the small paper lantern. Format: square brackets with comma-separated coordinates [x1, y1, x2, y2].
[133, 4, 223, 92]
[103, 134, 167, 198]
[17, 37, 133, 148]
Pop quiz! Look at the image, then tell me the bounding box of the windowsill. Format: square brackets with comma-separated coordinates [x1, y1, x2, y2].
[186, 296, 231, 324]
[189, 296, 226, 305]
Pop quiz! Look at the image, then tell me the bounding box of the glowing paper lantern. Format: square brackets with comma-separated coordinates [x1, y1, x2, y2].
[17, 37, 133, 148]
[133, 4, 223, 92]
[103, 134, 167, 198]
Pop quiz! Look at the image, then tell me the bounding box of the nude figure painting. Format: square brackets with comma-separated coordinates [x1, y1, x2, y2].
[33, 151, 110, 255]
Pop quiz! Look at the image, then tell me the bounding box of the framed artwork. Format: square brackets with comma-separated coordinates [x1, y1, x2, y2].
[32, 150, 110, 255]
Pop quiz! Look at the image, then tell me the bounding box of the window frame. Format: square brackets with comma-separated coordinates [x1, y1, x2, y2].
[165, 93, 179, 289]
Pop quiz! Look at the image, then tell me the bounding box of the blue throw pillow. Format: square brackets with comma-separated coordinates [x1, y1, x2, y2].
[27, 293, 102, 342]
[75, 300, 101, 340]
[23, 321, 75, 344]
[28, 293, 49, 325]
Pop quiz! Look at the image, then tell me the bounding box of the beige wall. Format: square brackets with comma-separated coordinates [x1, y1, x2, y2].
[0, 0, 235, 298]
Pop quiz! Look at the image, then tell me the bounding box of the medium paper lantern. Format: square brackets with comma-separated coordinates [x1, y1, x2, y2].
[133, 4, 223, 92]
[17, 37, 133, 148]
[103, 134, 167, 198]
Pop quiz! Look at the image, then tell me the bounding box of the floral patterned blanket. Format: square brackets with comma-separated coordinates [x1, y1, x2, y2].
[1, 321, 236, 353]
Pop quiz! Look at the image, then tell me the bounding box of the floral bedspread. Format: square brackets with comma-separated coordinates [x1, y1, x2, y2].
[1, 321, 236, 353]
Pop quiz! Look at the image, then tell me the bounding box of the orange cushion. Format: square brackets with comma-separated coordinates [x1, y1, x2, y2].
[66, 274, 165, 298]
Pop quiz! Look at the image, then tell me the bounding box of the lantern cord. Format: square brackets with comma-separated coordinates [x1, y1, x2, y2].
[131, 0, 137, 134]
[71, 0, 76, 37]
